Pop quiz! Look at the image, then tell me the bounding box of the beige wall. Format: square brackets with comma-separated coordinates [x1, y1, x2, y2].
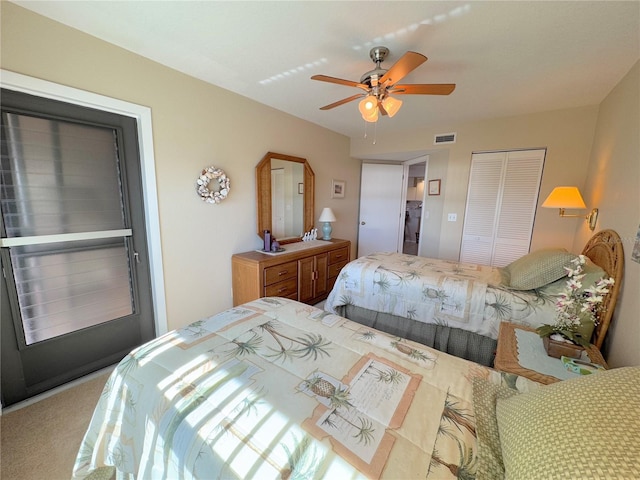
[1, 3, 361, 331]
[574, 61, 639, 367]
[352, 106, 600, 258]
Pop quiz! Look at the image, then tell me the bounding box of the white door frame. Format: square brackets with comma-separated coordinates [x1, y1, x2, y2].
[1, 70, 168, 335]
[400, 156, 429, 253]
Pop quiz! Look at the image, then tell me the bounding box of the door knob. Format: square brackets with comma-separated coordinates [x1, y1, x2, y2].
[361, 221, 366, 225]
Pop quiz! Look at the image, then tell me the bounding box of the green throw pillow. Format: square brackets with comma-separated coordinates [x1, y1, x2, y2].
[496, 367, 640, 480]
[471, 373, 541, 480]
[537, 258, 606, 296]
[472, 378, 518, 479]
[501, 249, 577, 290]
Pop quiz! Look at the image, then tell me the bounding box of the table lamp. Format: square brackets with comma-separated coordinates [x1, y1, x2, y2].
[318, 208, 337, 240]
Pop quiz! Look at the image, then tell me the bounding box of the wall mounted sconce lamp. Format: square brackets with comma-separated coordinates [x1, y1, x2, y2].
[318, 207, 337, 240]
[541, 186, 599, 231]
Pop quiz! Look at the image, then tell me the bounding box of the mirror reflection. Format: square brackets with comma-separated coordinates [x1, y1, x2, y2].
[256, 152, 314, 243]
[270, 159, 304, 239]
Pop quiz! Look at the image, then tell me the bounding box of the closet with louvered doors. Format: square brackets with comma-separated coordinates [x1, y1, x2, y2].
[459, 149, 546, 267]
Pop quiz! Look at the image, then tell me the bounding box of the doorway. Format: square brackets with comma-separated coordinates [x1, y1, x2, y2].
[402, 159, 428, 255]
[357, 157, 429, 258]
[1, 89, 156, 406]
[357, 163, 405, 257]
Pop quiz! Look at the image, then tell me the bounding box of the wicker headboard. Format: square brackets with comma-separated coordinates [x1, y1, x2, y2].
[581, 229, 625, 349]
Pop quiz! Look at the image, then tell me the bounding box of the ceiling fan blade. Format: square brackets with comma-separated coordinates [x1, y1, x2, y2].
[319, 94, 365, 110]
[311, 74, 369, 91]
[390, 84, 456, 95]
[379, 51, 427, 86]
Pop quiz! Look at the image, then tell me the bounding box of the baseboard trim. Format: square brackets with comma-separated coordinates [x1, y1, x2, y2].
[1, 364, 116, 415]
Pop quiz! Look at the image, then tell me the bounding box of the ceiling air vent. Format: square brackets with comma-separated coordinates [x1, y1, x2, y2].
[434, 132, 457, 145]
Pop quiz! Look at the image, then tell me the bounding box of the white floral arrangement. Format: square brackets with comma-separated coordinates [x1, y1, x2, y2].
[536, 255, 614, 347]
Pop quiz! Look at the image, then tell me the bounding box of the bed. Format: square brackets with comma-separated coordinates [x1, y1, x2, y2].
[325, 230, 624, 366]
[73, 297, 638, 480]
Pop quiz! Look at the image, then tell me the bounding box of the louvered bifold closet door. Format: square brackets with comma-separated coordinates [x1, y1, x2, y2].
[459, 152, 504, 265]
[492, 150, 545, 266]
[0, 112, 134, 346]
[460, 149, 545, 267]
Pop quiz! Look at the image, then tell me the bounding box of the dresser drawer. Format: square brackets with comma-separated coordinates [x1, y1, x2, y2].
[328, 247, 349, 265]
[264, 277, 298, 298]
[328, 259, 348, 279]
[264, 261, 297, 286]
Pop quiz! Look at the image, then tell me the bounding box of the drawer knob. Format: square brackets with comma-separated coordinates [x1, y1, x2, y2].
[278, 287, 287, 293]
[278, 270, 288, 276]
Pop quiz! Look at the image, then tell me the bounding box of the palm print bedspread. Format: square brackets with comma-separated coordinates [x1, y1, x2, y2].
[325, 252, 558, 340]
[73, 297, 536, 479]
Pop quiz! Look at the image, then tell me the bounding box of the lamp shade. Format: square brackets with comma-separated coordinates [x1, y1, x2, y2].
[318, 207, 336, 222]
[358, 95, 377, 116]
[541, 186, 587, 209]
[362, 108, 379, 123]
[381, 96, 403, 117]
[359, 95, 379, 123]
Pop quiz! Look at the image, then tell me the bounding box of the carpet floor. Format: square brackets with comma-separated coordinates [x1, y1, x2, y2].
[1, 371, 111, 480]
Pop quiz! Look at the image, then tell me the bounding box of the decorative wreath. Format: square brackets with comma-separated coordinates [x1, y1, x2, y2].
[196, 166, 230, 204]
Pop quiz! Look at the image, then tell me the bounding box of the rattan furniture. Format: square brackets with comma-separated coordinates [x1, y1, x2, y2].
[494, 322, 607, 384]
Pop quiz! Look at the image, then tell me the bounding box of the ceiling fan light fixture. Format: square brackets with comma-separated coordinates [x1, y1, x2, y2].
[358, 95, 377, 115]
[362, 107, 379, 123]
[381, 96, 403, 117]
[312, 46, 455, 127]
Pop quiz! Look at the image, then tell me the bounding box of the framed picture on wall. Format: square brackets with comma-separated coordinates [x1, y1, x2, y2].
[332, 179, 345, 199]
[428, 179, 441, 196]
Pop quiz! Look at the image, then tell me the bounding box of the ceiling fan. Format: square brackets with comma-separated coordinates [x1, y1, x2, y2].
[311, 46, 455, 122]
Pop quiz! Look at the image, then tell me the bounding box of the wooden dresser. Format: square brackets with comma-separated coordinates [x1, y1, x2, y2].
[231, 239, 351, 306]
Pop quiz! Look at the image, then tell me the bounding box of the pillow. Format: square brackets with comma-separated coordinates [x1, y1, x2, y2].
[496, 367, 640, 480]
[537, 257, 606, 296]
[472, 378, 518, 479]
[471, 373, 541, 480]
[500, 249, 577, 290]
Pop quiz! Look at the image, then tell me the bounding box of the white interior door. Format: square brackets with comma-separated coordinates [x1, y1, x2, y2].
[357, 163, 404, 257]
[271, 168, 285, 238]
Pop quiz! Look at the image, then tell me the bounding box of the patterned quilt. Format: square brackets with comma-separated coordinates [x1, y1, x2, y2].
[73, 297, 536, 480]
[325, 253, 558, 340]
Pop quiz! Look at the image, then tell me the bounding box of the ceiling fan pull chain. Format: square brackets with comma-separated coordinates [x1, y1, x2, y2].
[362, 118, 378, 144]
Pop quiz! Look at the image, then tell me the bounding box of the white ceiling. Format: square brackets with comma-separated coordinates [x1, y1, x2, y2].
[12, 1, 640, 140]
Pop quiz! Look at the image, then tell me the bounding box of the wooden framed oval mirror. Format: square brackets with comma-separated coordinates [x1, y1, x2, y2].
[256, 152, 314, 244]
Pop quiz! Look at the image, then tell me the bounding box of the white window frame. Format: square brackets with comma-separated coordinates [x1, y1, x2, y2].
[1, 69, 168, 335]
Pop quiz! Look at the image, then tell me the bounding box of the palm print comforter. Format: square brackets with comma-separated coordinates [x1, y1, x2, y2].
[73, 297, 536, 479]
[325, 252, 558, 340]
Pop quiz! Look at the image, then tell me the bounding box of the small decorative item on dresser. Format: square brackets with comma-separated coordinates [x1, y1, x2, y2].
[536, 254, 614, 357]
[318, 207, 337, 240]
[263, 230, 271, 252]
